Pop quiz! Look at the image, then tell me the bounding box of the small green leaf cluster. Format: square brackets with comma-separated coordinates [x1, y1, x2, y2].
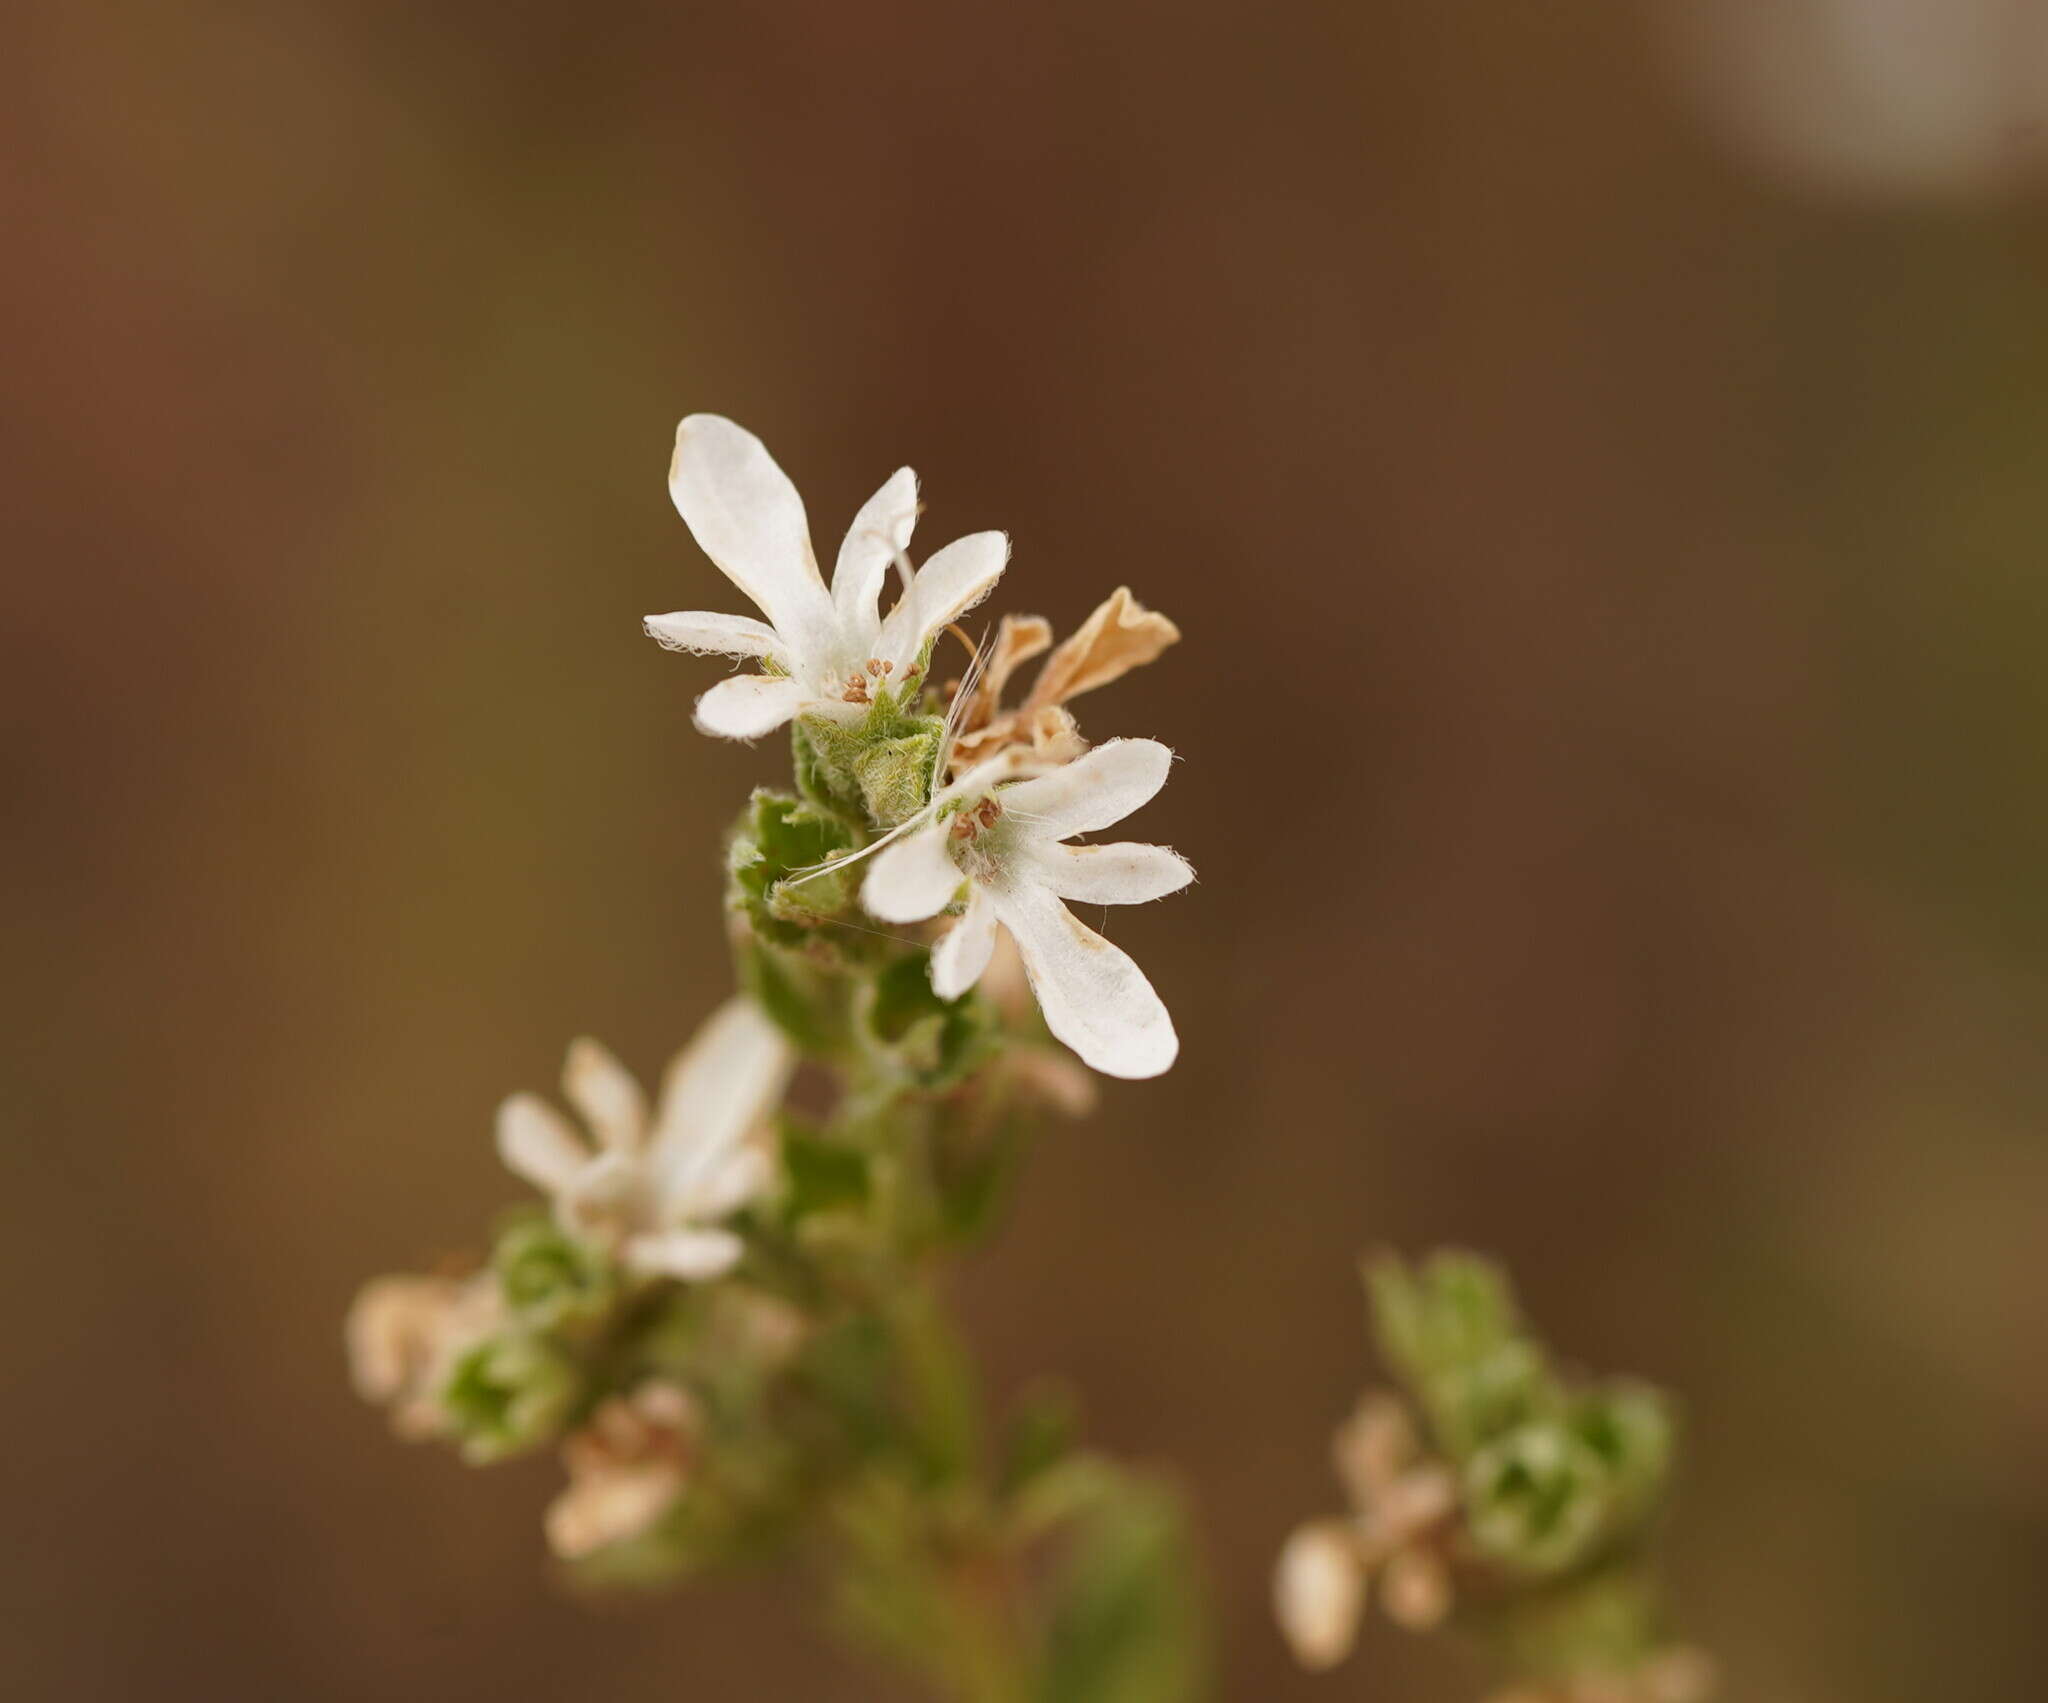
[1366, 1250, 1676, 1583]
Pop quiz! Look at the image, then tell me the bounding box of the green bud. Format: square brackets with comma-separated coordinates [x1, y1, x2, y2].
[792, 698, 945, 831]
[854, 729, 941, 829]
[491, 1213, 615, 1330]
[1569, 1379, 1675, 1536]
[440, 1332, 580, 1463]
[1463, 1422, 1613, 1577]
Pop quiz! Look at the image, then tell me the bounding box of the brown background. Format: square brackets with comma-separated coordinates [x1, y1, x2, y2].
[8, 3, 2048, 1699]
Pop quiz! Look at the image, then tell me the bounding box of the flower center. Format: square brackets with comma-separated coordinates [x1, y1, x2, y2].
[838, 656, 921, 706]
[948, 793, 1003, 842]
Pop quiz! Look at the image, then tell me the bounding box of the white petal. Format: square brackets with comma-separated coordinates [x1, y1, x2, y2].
[667, 1144, 772, 1222]
[667, 415, 839, 669]
[622, 1226, 745, 1281]
[1274, 1522, 1367, 1671]
[931, 887, 998, 999]
[643, 610, 790, 666]
[651, 1000, 793, 1201]
[561, 1037, 648, 1153]
[692, 674, 809, 740]
[873, 531, 1009, 672]
[832, 467, 918, 649]
[1028, 841, 1194, 906]
[996, 738, 1173, 841]
[985, 876, 1178, 1079]
[860, 822, 962, 923]
[495, 1094, 590, 1194]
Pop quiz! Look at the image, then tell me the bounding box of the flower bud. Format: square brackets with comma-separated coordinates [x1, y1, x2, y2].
[1274, 1520, 1368, 1670]
[1463, 1423, 1612, 1577]
[441, 1332, 581, 1463]
[492, 1215, 616, 1329]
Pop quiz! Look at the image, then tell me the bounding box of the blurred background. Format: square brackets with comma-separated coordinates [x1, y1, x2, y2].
[8, 2, 2048, 1698]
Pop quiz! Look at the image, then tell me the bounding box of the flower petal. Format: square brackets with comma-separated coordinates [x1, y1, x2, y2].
[622, 1226, 745, 1281]
[1028, 841, 1194, 906]
[561, 1037, 649, 1153]
[496, 1093, 590, 1194]
[642, 610, 790, 666]
[860, 822, 962, 923]
[832, 467, 919, 650]
[1022, 586, 1180, 713]
[873, 530, 1009, 672]
[985, 876, 1178, 1078]
[668, 415, 838, 669]
[667, 1144, 772, 1222]
[996, 738, 1174, 841]
[931, 887, 998, 998]
[651, 999, 793, 1202]
[692, 674, 809, 740]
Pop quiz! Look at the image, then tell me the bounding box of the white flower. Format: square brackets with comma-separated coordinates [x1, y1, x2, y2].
[858, 738, 1193, 1079]
[494, 999, 793, 1280]
[645, 414, 1009, 739]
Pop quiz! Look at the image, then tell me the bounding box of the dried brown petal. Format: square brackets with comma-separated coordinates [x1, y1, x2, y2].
[545, 1384, 699, 1559]
[962, 613, 1053, 731]
[1023, 586, 1180, 712]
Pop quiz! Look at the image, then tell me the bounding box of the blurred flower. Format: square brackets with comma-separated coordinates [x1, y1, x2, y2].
[947, 587, 1179, 775]
[496, 1000, 793, 1281]
[1666, 0, 2048, 199]
[545, 1382, 700, 1560]
[645, 414, 1007, 738]
[860, 738, 1193, 1079]
[345, 1271, 503, 1440]
[1274, 1391, 1460, 1670]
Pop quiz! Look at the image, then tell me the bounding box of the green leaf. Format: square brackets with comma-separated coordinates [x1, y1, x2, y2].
[860, 951, 999, 1091]
[1039, 1475, 1209, 1703]
[1365, 1249, 1561, 1458]
[727, 788, 860, 952]
[736, 935, 844, 1056]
